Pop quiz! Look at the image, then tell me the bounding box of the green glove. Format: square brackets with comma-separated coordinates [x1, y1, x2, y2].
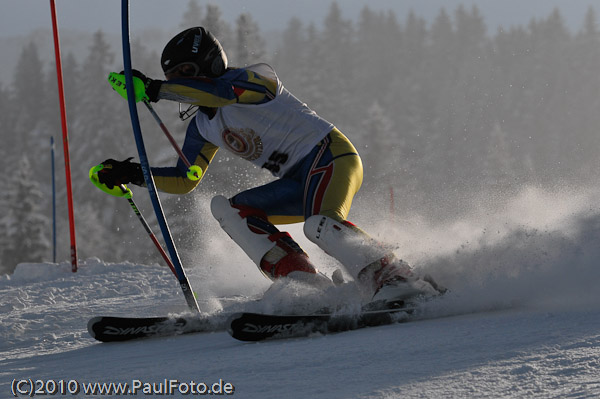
[107, 70, 161, 103]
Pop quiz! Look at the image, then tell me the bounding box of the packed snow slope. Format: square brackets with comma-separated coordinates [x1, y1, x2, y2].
[2, 186, 600, 398]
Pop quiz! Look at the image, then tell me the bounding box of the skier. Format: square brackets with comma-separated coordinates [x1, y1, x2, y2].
[99, 27, 442, 304]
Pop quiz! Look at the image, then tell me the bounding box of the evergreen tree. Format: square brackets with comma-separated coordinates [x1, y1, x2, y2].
[272, 18, 316, 108]
[571, 7, 600, 177]
[0, 169, 9, 273]
[580, 6, 599, 38]
[2, 156, 51, 272]
[403, 10, 429, 65]
[202, 5, 233, 59]
[68, 30, 146, 261]
[235, 13, 266, 66]
[0, 82, 17, 173]
[12, 41, 46, 148]
[309, 2, 355, 123]
[420, 8, 455, 190]
[396, 10, 428, 137]
[272, 17, 305, 76]
[42, 52, 64, 136]
[490, 24, 533, 179]
[296, 22, 329, 116]
[179, 0, 203, 29]
[527, 9, 572, 176]
[61, 52, 81, 118]
[355, 7, 403, 111]
[361, 101, 397, 180]
[72, 30, 128, 183]
[452, 5, 495, 178]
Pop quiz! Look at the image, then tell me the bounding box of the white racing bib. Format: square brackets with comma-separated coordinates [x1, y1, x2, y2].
[194, 64, 334, 177]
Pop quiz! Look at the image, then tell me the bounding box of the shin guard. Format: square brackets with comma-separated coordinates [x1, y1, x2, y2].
[211, 195, 322, 282]
[303, 215, 413, 295]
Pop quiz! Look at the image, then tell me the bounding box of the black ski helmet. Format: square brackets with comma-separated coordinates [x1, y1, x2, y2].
[161, 27, 228, 77]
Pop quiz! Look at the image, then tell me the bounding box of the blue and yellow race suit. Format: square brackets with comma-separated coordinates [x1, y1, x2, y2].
[150, 63, 363, 224]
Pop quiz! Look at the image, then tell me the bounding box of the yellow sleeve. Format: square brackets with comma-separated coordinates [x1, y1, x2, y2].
[153, 142, 219, 195]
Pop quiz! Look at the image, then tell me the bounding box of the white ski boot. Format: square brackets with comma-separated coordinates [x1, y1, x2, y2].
[304, 215, 444, 304]
[360, 255, 443, 304]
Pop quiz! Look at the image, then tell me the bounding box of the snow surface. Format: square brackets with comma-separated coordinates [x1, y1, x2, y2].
[2, 186, 600, 398]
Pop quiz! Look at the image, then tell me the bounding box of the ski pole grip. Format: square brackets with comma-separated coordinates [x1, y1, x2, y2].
[107, 72, 149, 103]
[89, 164, 133, 198]
[186, 165, 202, 181]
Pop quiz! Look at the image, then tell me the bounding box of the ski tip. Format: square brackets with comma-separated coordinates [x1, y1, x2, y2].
[225, 312, 244, 337]
[87, 316, 104, 339]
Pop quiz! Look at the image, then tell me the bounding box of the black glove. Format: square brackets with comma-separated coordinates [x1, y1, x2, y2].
[97, 157, 144, 189]
[118, 69, 162, 102]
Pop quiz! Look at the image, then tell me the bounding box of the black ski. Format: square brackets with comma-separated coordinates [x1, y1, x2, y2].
[227, 306, 415, 342]
[88, 302, 418, 343]
[87, 314, 224, 342]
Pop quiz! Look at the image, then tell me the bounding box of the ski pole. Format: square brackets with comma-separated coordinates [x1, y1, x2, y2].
[120, 184, 178, 277]
[142, 100, 203, 181]
[89, 164, 177, 277]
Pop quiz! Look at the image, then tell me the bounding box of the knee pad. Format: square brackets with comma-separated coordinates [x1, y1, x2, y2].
[211, 195, 321, 282]
[210, 195, 276, 266]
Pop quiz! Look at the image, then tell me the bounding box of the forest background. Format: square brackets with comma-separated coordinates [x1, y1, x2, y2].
[2, 1, 600, 274]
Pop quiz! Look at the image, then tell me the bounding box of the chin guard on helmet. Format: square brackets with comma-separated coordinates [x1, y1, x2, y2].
[178, 103, 199, 121]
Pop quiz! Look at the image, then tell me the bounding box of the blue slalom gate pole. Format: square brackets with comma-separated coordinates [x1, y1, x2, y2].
[121, 0, 199, 313]
[51, 136, 56, 263]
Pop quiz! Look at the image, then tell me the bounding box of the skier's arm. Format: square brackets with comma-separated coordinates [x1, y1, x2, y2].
[151, 122, 219, 194]
[109, 68, 277, 106]
[156, 69, 277, 107]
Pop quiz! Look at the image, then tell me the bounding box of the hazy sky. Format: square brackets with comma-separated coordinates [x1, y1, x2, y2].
[1, 0, 597, 38]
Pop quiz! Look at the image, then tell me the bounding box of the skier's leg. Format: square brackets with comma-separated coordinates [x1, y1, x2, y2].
[301, 129, 442, 301]
[211, 194, 331, 287]
[304, 215, 442, 301]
